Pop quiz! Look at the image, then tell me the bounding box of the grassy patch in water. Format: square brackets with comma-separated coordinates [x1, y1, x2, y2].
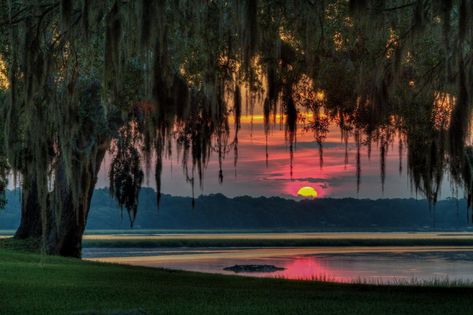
[83, 237, 473, 248]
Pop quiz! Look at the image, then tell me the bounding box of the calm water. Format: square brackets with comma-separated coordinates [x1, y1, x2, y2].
[84, 246, 473, 284]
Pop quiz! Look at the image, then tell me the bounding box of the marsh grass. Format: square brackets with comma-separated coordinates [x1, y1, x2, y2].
[352, 276, 473, 287]
[273, 274, 473, 287]
[82, 237, 473, 248]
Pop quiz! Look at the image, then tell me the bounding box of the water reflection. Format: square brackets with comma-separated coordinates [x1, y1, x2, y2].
[85, 247, 473, 285]
[277, 256, 345, 281]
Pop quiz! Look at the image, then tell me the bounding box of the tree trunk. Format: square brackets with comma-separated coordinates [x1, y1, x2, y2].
[45, 143, 108, 258]
[14, 177, 43, 239]
[44, 183, 92, 257]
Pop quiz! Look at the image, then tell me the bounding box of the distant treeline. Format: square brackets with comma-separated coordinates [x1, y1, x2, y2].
[0, 188, 470, 231]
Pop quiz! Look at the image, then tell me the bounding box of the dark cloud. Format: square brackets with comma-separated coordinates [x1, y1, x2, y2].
[262, 176, 328, 183]
[268, 141, 356, 151]
[261, 175, 362, 189]
[263, 172, 286, 178]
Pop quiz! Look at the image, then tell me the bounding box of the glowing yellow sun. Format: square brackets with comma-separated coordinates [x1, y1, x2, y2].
[297, 186, 318, 198]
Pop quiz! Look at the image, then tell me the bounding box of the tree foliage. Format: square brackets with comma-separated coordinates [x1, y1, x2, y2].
[0, 0, 473, 254]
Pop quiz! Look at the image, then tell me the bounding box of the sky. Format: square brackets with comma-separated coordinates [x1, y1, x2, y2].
[96, 114, 458, 200]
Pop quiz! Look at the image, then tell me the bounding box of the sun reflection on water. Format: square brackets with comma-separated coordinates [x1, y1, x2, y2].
[277, 256, 351, 282]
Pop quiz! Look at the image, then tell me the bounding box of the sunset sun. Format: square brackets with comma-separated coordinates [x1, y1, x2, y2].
[297, 186, 318, 198]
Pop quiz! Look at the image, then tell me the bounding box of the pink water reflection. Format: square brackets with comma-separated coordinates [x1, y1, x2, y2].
[276, 256, 353, 282]
[86, 247, 473, 284]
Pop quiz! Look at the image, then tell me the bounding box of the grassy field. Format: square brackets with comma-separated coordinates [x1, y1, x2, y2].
[1, 248, 473, 315]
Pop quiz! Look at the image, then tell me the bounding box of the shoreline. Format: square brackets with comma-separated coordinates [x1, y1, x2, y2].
[83, 245, 473, 286]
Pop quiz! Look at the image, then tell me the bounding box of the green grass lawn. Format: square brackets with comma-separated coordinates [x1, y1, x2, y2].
[1, 249, 473, 315]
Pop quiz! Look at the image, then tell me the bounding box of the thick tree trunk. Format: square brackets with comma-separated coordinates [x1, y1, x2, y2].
[44, 182, 93, 257]
[45, 143, 108, 258]
[14, 177, 43, 239]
